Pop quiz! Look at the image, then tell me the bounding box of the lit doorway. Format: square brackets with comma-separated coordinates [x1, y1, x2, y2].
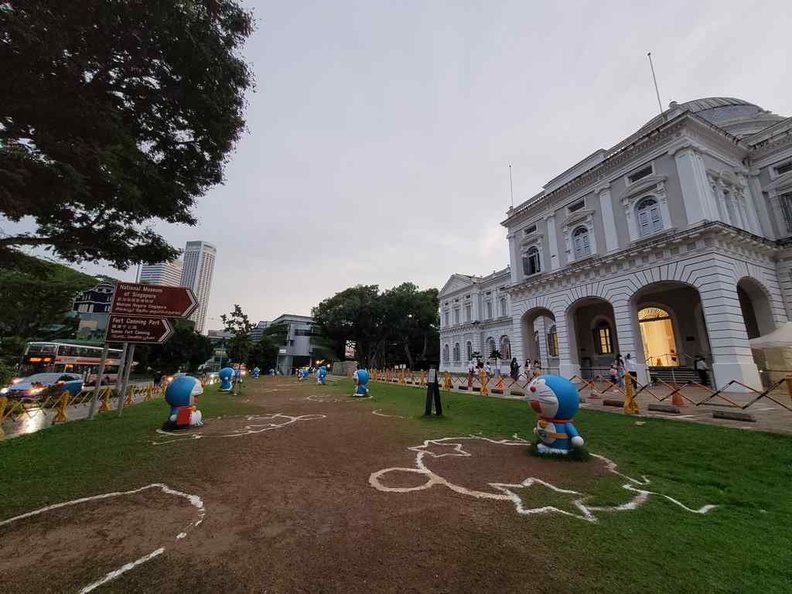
[638, 307, 678, 367]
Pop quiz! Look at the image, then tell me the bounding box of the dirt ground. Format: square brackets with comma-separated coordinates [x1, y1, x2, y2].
[1, 377, 644, 593]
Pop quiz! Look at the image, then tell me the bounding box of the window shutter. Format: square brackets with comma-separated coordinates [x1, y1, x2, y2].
[638, 209, 651, 236]
[650, 206, 662, 232]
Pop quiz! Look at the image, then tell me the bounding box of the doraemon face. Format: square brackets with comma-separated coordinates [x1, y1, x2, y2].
[527, 377, 559, 418]
[165, 376, 203, 408]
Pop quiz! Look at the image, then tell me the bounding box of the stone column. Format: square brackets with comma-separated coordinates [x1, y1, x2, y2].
[612, 296, 648, 384]
[507, 233, 520, 284]
[596, 183, 619, 252]
[546, 215, 560, 271]
[536, 316, 550, 369]
[674, 146, 720, 225]
[699, 278, 762, 391]
[510, 311, 525, 375]
[556, 308, 579, 378]
[747, 170, 774, 238]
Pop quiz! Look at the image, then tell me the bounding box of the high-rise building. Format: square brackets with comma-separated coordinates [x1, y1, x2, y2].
[137, 260, 184, 287]
[181, 241, 216, 334]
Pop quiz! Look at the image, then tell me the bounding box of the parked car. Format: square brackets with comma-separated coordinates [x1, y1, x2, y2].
[0, 373, 83, 402]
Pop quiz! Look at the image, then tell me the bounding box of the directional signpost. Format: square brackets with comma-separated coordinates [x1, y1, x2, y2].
[88, 282, 199, 419]
[106, 316, 174, 344]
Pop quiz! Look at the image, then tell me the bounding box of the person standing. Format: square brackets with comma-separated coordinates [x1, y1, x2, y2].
[510, 358, 520, 381]
[624, 353, 637, 384]
[695, 355, 709, 386]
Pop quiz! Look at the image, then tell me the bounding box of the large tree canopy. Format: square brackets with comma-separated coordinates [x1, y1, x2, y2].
[312, 283, 439, 368]
[0, 0, 254, 268]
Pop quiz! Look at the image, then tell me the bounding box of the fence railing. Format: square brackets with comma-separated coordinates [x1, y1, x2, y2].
[0, 384, 164, 438]
[366, 367, 792, 418]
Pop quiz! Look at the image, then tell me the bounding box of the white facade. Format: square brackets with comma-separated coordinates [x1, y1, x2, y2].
[137, 260, 183, 287]
[440, 97, 792, 390]
[271, 314, 315, 374]
[439, 269, 515, 374]
[181, 241, 217, 334]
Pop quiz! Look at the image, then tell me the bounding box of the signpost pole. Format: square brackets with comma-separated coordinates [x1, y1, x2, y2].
[87, 343, 110, 420]
[117, 343, 136, 416]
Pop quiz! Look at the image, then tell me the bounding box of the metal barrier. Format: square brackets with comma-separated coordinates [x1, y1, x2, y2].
[0, 383, 165, 437]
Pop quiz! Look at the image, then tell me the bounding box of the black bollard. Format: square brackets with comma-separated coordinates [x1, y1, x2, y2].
[424, 365, 442, 416]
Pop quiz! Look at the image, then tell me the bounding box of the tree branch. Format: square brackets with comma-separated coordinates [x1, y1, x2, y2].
[0, 235, 56, 248]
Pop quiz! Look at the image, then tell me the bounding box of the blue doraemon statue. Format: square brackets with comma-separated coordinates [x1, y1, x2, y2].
[164, 375, 203, 429]
[352, 367, 369, 396]
[526, 375, 584, 455]
[299, 367, 309, 381]
[317, 365, 327, 385]
[218, 367, 234, 392]
[251, 366, 261, 378]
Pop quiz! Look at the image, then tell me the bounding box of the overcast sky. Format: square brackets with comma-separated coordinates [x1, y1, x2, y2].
[10, 1, 792, 330]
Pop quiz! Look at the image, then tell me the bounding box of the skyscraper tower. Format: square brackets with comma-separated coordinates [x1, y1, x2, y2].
[180, 241, 216, 334]
[137, 259, 184, 287]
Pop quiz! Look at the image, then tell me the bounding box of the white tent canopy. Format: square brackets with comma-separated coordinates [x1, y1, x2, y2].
[749, 322, 792, 349]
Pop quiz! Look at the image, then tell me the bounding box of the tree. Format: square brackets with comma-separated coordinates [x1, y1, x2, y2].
[0, 1, 254, 268]
[379, 283, 439, 369]
[0, 250, 98, 339]
[312, 285, 382, 365]
[248, 335, 278, 370]
[311, 283, 439, 368]
[140, 319, 213, 374]
[221, 304, 253, 364]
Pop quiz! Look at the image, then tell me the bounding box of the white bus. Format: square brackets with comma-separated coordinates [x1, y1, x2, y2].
[20, 341, 123, 385]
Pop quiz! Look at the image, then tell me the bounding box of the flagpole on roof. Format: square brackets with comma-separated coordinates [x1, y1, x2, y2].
[508, 164, 514, 209]
[647, 52, 664, 118]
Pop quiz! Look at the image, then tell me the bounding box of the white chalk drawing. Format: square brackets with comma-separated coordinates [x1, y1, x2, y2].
[369, 436, 717, 523]
[152, 413, 326, 445]
[372, 409, 405, 419]
[0, 483, 205, 593]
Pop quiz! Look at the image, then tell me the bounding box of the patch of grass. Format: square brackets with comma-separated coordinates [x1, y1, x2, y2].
[325, 379, 792, 593]
[0, 384, 257, 516]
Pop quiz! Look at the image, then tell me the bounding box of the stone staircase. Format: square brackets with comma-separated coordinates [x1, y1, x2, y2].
[648, 366, 705, 386]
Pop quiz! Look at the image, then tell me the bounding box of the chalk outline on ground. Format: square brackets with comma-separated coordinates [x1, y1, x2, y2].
[369, 436, 717, 522]
[0, 483, 205, 593]
[152, 413, 326, 445]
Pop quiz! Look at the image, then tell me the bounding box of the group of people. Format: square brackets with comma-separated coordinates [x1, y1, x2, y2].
[607, 354, 637, 389]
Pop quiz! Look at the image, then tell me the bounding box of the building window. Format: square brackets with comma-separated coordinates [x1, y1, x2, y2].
[593, 321, 613, 355]
[442, 344, 449, 363]
[547, 325, 559, 357]
[453, 343, 461, 363]
[775, 161, 792, 176]
[486, 300, 493, 319]
[466, 341, 473, 361]
[454, 309, 460, 325]
[524, 224, 537, 236]
[464, 304, 472, 322]
[500, 297, 507, 317]
[522, 246, 541, 276]
[572, 226, 591, 259]
[486, 337, 496, 359]
[627, 164, 653, 184]
[779, 192, 792, 235]
[500, 336, 511, 359]
[568, 199, 585, 214]
[636, 197, 663, 236]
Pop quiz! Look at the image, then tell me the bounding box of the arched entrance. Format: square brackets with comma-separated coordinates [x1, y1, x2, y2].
[638, 306, 678, 367]
[737, 277, 775, 339]
[521, 308, 557, 372]
[566, 297, 617, 379]
[631, 281, 711, 374]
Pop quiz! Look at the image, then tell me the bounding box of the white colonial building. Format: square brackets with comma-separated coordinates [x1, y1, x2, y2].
[440, 97, 792, 390]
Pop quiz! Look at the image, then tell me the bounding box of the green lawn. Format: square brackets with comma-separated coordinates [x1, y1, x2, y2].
[2, 377, 791, 592]
[0, 384, 258, 514]
[326, 378, 792, 593]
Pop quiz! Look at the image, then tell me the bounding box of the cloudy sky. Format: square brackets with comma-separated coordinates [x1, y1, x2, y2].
[11, 1, 792, 329]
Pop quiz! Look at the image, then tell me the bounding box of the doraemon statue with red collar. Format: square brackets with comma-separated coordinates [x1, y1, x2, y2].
[526, 375, 584, 455]
[164, 375, 204, 430]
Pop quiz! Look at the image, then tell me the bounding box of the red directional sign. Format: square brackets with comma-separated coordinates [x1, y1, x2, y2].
[111, 282, 198, 318]
[106, 315, 175, 344]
